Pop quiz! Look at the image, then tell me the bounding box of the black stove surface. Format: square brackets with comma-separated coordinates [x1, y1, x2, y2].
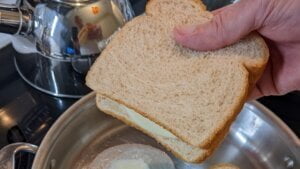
[0, 0, 299, 168]
[0, 45, 77, 169]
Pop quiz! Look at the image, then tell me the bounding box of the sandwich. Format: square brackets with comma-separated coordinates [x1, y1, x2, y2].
[86, 0, 269, 163]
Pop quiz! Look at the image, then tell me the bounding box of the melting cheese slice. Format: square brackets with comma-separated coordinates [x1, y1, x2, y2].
[98, 97, 177, 139]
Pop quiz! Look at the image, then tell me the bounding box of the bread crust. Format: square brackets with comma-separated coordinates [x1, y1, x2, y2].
[242, 34, 269, 92]
[146, 0, 207, 16]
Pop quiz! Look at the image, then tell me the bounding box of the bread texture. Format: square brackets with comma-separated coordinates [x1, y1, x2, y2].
[146, 0, 207, 16]
[86, 0, 269, 162]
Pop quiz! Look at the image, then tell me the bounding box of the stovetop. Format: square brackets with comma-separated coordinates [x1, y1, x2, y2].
[0, 0, 299, 168]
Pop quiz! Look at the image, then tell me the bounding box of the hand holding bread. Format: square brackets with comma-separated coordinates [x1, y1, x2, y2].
[174, 0, 300, 99]
[86, 0, 269, 164]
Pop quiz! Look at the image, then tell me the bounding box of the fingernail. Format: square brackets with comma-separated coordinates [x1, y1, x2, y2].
[174, 25, 198, 36]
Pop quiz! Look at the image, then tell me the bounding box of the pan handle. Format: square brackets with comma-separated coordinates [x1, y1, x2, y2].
[0, 143, 38, 169]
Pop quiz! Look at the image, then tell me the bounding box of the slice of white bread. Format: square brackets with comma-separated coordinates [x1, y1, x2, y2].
[86, 0, 268, 149]
[209, 163, 240, 169]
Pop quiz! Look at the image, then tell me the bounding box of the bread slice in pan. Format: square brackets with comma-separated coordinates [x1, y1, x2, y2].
[86, 0, 268, 163]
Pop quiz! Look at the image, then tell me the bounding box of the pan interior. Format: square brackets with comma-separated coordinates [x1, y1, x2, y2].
[41, 100, 298, 169]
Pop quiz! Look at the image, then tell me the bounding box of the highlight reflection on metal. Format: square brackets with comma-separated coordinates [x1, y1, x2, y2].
[0, 109, 14, 127]
[0, 0, 134, 98]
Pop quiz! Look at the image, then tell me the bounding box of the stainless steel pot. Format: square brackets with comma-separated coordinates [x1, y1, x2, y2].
[0, 0, 134, 98]
[0, 92, 299, 169]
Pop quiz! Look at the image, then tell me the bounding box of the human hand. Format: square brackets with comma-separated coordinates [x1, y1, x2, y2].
[173, 0, 300, 99]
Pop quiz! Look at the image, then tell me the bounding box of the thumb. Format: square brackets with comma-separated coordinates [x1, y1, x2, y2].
[173, 0, 262, 51]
